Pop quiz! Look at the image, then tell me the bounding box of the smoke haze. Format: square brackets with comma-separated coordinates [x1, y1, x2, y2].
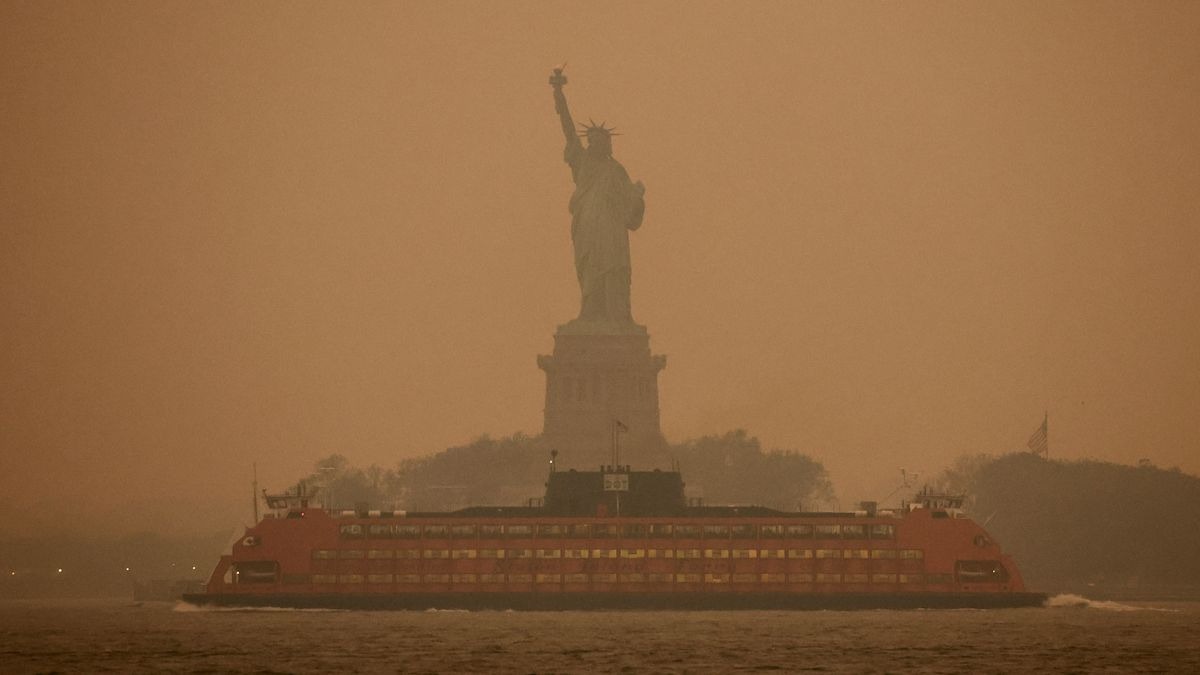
[2, 1, 1198, 534]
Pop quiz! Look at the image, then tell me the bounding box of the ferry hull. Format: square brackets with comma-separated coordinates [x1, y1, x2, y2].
[182, 591, 1047, 611]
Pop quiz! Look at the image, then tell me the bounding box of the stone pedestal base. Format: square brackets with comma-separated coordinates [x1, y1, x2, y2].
[538, 326, 666, 466]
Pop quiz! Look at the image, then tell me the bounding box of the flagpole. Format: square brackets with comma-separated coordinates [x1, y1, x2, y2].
[1044, 410, 1049, 459]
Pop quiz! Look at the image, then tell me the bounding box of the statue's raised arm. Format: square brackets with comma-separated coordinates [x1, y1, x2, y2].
[550, 68, 582, 150]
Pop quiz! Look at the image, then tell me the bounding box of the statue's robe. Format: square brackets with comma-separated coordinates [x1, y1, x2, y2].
[565, 141, 645, 324]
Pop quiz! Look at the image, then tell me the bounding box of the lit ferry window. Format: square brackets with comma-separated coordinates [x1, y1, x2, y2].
[451, 549, 476, 559]
[422, 525, 448, 539]
[788, 573, 813, 583]
[479, 525, 503, 538]
[565, 524, 591, 538]
[900, 549, 924, 560]
[815, 549, 839, 559]
[872, 573, 898, 583]
[815, 573, 841, 583]
[451, 525, 476, 539]
[367, 550, 393, 559]
[759, 525, 784, 539]
[813, 524, 840, 538]
[785, 524, 812, 539]
[841, 525, 867, 539]
[870, 524, 896, 539]
[674, 525, 702, 539]
[732, 549, 757, 559]
[367, 574, 393, 583]
[648, 524, 673, 537]
[845, 573, 869, 583]
[731, 525, 755, 539]
[843, 549, 869, 559]
[760, 573, 786, 583]
[675, 573, 701, 583]
[338, 550, 365, 559]
[759, 549, 785, 559]
[703, 525, 730, 539]
[422, 550, 449, 559]
[787, 549, 813, 559]
[507, 548, 533, 559]
[505, 525, 533, 538]
[536, 524, 563, 538]
[870, 549, 898, 559]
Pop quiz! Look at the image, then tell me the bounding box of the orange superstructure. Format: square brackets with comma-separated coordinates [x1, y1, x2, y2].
[187, 467, 1042, 609]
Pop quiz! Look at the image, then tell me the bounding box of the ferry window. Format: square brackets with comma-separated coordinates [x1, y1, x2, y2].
[815, 549, 840, 559]
[732, 573, 757, 583]
[478, 524, 504, 538]
[451, 525, 476, 539]
[704, 573, 730, 583]
[394, 525, 420, 539]
[675, 573, 701, 583]
[479, 574, 505, 583]
[870, 549, 898, 559]
[703, 525, 730, 539]
[648, 524, 673, 537]
[591, 524, 615, 538]
[479, 549, 503, 558]
[898, 574, 923, 584]
[673, 525, 702, 538]
[872, 573, 898, 583]
[367, 574, 393, 583]
[451, 549, 477, 559]
[620, 524, 647, 538]
[787, 549, 813, 559]
[955, 561, 1009, 582]
[843, 549, 869, 559]
[396, 549, 421, 559]
[338, 549, 365, 559]
[815, 573, 841, 583]
[732, 549, 757, 559]
[507, 548, 533, 559]
[452, 574, 477, 583]
[423, 525, 449, 538]
[900, 549, 924, 560]
[928, 573, 955, 584]
[509, 574, 533, 583]
[647, 549, 673, 559]
[841, 525, 867, 539]
[233, 561, 278, 584]
[337, 574, 364, 584]
[536, 574, 561, 583]
[537, 524, 564, 538]
[536, 548, 562, 559]
[620, 549, 645, 559]
[785, 524, 812, 539]
[564, 523, 591, 538]
[368, 524, 394, 539]
[870, 524, 895, 539]
[788, 573, 813, 583]
[367, 550, 393, 559]
[312, 550, 337, 559]
[312, 574, 337, 584]
[422, 549, 450, 559]
[397, 574, 421, 583]
[731, 525, 755, 539]
[565, 548, 589, 559]
[505, 525, 533, 538]
[565, 573, 588, 583]
[813, 524, 840, 538]
[760, 573, 786, 583]
[619, 573, 645, 583]
[759, 525, 784, 539]
[704, 549, 730, 559]
[676, 548, 702, 559]
[591, 548, 617, 559]
[845, 573, 869, 583]
[339, 524, 364, 539]
[759, 549, 785, 559]
[592, 573, 617, 583]
[648, 573, 673, 583]
[422, 574, 449, 583]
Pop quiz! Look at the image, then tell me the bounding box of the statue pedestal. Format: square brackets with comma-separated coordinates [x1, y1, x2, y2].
[538, 324, 666, 466]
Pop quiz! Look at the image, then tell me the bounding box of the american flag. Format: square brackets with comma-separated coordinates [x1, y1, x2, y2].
[1027, 413, 1048, 456]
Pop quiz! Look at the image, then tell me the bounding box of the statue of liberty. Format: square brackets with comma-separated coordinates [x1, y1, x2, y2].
[550, 68, 646, 330]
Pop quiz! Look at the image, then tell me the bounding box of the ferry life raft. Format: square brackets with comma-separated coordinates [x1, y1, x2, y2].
[184, 466, 1046, 610]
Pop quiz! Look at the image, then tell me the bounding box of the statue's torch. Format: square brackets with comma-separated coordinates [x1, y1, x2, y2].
[549, 66, 568, 89]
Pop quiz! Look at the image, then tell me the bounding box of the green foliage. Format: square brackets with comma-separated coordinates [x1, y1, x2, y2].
[671, 430, 835, 510]
[294, 430, 834, 514]
[944, 453, 1200, 590]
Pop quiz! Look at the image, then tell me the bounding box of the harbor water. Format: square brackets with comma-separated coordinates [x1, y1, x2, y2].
[1, 595, 1197, 673]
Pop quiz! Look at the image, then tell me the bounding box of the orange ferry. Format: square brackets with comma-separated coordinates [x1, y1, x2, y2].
[185, 465, 1044, 609]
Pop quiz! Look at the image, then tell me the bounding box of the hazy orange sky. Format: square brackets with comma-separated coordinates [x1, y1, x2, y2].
[3, 1, 1198, 534]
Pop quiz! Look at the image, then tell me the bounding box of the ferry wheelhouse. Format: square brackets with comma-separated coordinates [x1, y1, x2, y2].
[185, 466, 1043, 609]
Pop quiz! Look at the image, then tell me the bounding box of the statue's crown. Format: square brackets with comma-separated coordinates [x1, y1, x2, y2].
[578, 119, 620, 137]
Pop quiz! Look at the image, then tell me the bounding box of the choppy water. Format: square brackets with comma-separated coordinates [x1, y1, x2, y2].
[1, 596, 1197, 673]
